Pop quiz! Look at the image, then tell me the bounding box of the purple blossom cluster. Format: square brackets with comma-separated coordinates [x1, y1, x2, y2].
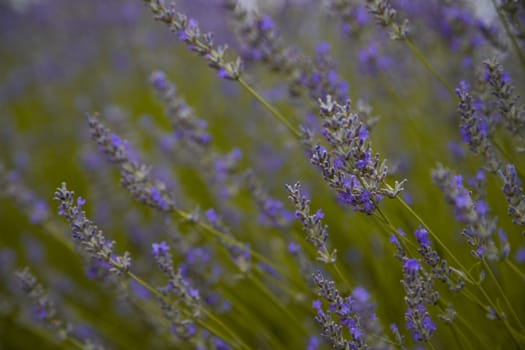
[482, 58, 524, 138]
[285, 182, 336, 264]
[87, 113, 177, 212]
[151, 241, 201, 339]
[54, 183, 132, 275]
[390, 233, 438, 343]
[16, 267, 105, 349]
[222, 0, 299, 75]
[432, 164, 500, 259]
[309, 95, 406, 214]
[144, 0, 243, 80]
[311, 271, 369, 350]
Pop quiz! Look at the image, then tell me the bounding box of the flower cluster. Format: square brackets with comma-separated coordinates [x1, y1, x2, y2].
[0, 165, 49, 225]
[412, 227, 464, 291]
[432, 164, 499, 259]
[285, 182, 336, 264]
[482, 58, 524, 139]
[222, 0, 299, 75]
[151, 241, 201, 339]
[87, 113, 177, 212]
[365, 0, 409, 40]
[309, 95, 405, 214]
[311, 271, 368, 349]
[455, 80, 501, 171]
[54, 183, 131, 275]
[324, 0, 369, 38]
[498, 164, 525, 226]
[143, 0, 243, 80]
[149, 70, 243, 199]
[3, 0, 525, 349]
[390, 234, 438, 343]
[16, 267, 105, 349]
[246, 171, 293, 228]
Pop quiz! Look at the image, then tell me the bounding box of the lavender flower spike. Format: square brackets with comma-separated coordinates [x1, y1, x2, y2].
[366, 0, 409, 40]
[54, 183, 131, 276]
[310, 95, 406, 214]
[483, 58, 524, 138]
[498, 164, 525, 226]
[455, 80, 500, 171]
[286, 182, 336, 263]
[144, 0, 243, 80]
[151, 241, 201, 339]
[312, 271, 369, 349]
[16, 267, 105, 349]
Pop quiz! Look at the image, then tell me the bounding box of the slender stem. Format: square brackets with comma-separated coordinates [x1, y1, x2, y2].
[483, 259, 525, 333]
[200, 309, 252, 350]
[247, 273, 305, 333]
[174, 208, 304, 291]
[392, 196, 525, 342]
[403, 38, 455, 96]
[237, 78, 301, 138]
[395, 197, 468, 277]
[505, 259, 525, 280]
[127, 270, 249, 349]
[333, 263, 352, 291]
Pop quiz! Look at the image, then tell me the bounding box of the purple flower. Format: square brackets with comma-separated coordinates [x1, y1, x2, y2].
[515, 246, 525, 263]
[288, 241, 299, 254]
[152, 241, 170, 256]
[403, 258, 420, 273]
[414, 227, 430, 248]
[258, 15, 273, 31]
[205, 208, 217, 223]
[150, 70, 167, 90]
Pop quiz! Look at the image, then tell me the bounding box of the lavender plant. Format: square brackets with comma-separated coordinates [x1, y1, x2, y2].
[2, 0, 525, 349]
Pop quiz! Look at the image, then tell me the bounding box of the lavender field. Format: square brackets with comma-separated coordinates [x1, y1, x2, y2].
[1, 0, 525, 349]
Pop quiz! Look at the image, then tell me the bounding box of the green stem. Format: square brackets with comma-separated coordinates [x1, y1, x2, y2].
[390, 196, 524, 343]
[483, 259, 525, 333]
[333, 263, 352, 291]
[505, 259, 525, 280]
[237, 78, 301, 138]
[127, 270, 248, 349]
[247, 273, 305, 333]
[200, 309, 252, 350]
[403, 38, 455, 96]
[395, 197, 470, 279]
[174, 208, 304, 291]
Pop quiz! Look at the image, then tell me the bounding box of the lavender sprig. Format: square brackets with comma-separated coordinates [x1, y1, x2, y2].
[149, 70, 243, 199]
[54, 183, 131, 275]
[310, 95, 406, 214]
[16, 267, 105, 349]
[390, 237, 438, 343]
[455, 80, 501, 172]
[222, 0, 300, 75]
[432, 164, 499, 259]
[151, 241, 201, 339]
[87, 113, 252, 273]
[246, 171, 293, 229]
[143, 0, 242, 80]
[285, 182, 336, 264]
[365, 0, 409, 40]
[482, 58, 525, 139]
[87, 113, 176, 212]
[498, 164, 525, 226]
[312, 271, 369, 349]
[413, 227, 464, 292]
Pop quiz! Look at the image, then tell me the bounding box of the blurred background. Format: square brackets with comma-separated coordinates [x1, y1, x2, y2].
[1, 0, 524, 349]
